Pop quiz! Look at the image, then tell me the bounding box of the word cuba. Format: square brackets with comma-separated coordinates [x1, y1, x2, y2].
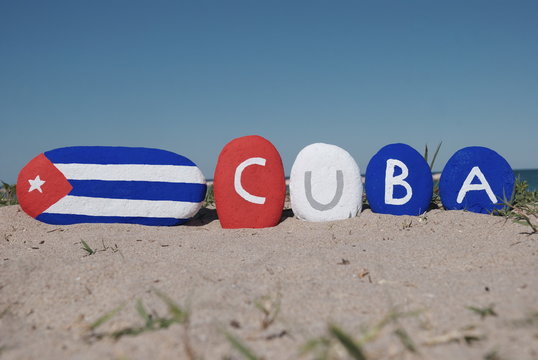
[213, 136, 514, 228]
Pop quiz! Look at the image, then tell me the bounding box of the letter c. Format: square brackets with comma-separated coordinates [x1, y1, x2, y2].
[234, 157, 267, 204]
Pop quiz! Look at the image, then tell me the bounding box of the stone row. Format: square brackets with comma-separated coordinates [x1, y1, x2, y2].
[16, 137, 514, 227]
[214, 136, 514, 228]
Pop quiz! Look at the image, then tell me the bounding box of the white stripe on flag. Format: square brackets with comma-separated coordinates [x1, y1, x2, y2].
[54, 164, 205, 183]
[43, 196, 201, 218]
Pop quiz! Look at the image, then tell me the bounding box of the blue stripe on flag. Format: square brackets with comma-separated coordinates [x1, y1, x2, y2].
[67, 180, 207, 202]
[36, 213, 189, 226]
[45, 146, 196, 166]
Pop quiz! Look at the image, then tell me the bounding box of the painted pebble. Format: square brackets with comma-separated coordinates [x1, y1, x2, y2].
[365, 143, 432, 216]
[290, 143, 362, 222]
[17, 146, 207, 226]
[213, 135, 286, 229]
[439, 146, 514, 214]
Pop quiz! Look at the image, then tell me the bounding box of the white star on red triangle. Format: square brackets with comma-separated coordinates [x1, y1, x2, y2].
[28, 175, 46, 193]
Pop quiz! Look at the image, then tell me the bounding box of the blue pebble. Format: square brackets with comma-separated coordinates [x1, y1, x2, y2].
[365, 143, 433, 215]
[439, 147, 514, 214]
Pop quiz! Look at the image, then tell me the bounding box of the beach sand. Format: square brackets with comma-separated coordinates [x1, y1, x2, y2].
[1, 205, 537, 359]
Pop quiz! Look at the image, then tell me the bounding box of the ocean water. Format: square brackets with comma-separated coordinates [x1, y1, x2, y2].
[233, 169, 538, 192]
[514, 169, 538, 191]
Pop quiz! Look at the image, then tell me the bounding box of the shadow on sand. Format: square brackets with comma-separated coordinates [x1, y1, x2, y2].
[186, 207, 296, 227]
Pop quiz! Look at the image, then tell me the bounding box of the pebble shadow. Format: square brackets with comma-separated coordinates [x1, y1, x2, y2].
[185, 207, 218, 226]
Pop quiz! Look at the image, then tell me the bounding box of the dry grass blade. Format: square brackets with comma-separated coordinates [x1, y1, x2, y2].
[360, 309, 422, 344]
[254, 294, 280, 330]
[484, 350, 503, 360]
[494, 178, 538, 234]
[511, 311, 538, 328]
[422, 326, 484, 346]
[499, 202, 537, 233]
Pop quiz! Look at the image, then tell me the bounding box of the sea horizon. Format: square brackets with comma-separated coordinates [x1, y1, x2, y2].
[204, 168, 538, 192]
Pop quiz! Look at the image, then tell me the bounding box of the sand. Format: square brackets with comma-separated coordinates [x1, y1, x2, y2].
[0, 205, 537, 359]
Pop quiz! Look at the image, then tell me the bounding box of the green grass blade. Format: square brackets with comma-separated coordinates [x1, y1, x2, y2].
[204, 185, 214, 206]
[224, 332, 261, 360]
[394, 327, 417, 353]
[89, 305, 124, 331]
[0, 181, 18, 206]
[135, 299, 153, 328]
[424, 144, 429, 164]
[111, 326, 145, 339]
[81, 240, 96, 255]
[466, 305, 497, 319]
[429, 142, 442, 170]
[329, 325, 366, 360]
[300, 337, 331, 360]
[154, 290, 188, 323]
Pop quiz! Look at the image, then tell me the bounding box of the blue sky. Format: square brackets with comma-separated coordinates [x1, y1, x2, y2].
[2, 0, 537, 183]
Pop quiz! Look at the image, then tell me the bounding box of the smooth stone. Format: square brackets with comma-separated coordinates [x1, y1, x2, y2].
[290, 143, 362, 222]
[16, 146, 207, 226]
[439, 146, 514, 213]
[365, 143, 433, 216]
[213, 135, 286, 229]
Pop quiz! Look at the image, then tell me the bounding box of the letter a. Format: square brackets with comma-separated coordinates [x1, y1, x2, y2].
[385, 159, 412, 205]
[456, 166, 496, 204]
[234, 157, 266, 204]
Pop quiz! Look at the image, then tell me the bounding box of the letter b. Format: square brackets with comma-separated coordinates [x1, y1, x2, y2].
[384, 159, 412, 205]
[365, 143, 432, 216]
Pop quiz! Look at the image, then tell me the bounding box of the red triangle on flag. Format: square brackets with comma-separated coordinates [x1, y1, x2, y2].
[17, 154, 73, 218]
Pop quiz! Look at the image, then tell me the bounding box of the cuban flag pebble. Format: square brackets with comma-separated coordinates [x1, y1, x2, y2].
[17, 146, 207, 226]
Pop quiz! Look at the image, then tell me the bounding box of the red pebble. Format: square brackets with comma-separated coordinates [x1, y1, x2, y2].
[214, 135, 286, 229]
